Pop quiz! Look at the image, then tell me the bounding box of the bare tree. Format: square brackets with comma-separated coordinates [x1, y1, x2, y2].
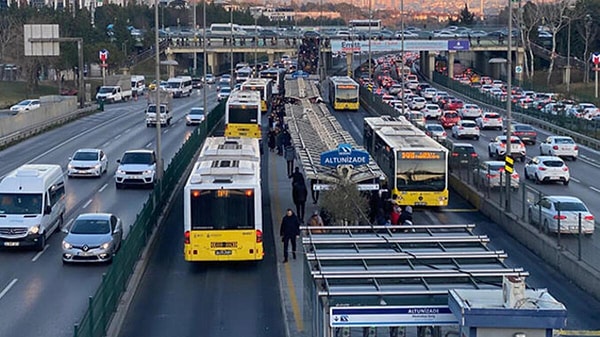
[537, 0, 574, 85]
[0, 15, 22, 61]
[516, 1, 541, 80]
[575, 14, 597, 83]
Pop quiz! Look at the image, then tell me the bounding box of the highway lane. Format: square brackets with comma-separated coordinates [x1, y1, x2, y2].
[117, 128, 286, 337]
[0, 87, 219, 337]
[331, 102, 600, 330]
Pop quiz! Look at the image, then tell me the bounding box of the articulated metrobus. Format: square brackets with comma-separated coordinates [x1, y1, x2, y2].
[363, 116, 449, 207]
[259, 68, 286, 95]
[235, 66, 252, 84]
[240, 78, 272, 113]
[225, 90, 262, 138]
[328, 76, 360, 111]
[184, 137, 263, 262]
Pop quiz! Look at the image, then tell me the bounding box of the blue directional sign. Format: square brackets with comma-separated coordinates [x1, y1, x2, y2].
[291, 70, 310, 79]
[330, 305, 458, 327]
[447, 40, 470, 51]
[320, 143, 370, 167]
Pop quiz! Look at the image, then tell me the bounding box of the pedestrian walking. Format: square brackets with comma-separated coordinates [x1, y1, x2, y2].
[276, 129, 284, 155]
[284, 144, 296, 177]
[280, 209, 301, 263]
[292, 182, 308, 222]
[308, 210, 325, 234]
[268, 130, 276, 152]
[291, 167, 304, 186]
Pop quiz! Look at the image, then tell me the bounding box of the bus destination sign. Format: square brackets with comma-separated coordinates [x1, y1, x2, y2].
[400, 151, 443, 160]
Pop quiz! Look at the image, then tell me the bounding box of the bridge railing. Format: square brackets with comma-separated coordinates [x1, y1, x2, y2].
[72, 102, 225, 337]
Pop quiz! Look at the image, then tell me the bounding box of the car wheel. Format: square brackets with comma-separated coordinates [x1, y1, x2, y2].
[116, 182, 123, 189]
[535, 174, 542, 184]
[572, 156, 577, 161]
[564, 179, 569, 186]
[488, 149, 493, 158]
[475, 136, 479, 140]
[539, 146, 544, 155]
[36, 232, 46, 251]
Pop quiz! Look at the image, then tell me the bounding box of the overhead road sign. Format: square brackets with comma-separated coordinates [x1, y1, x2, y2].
[331, 40, 470, 53]
[24, 24, 60, 56]
[330, 306, 458, 327]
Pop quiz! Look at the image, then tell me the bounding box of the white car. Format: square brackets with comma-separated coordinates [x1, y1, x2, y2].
[408, 111, 425, 127]
[217, 87, 232, 101]
[115, 149, 157, 189]
[422, 104, 443, 119]
[204, 74, 216, 84]
[389, 84, 403, 95]
[421, 88, 438, 100]
[475, 161, 520, 189]
[488, 135, 526, 161]
[476, 112, 503, 130]
[539, 136, 578, 160]
[432, 91, 448, 104]
[524, 156, 570, 185]
[186, 107, 205, 126]
[528, 196, 594, 235]
[10, 99, 41, 114]
[458, 103, 483, 119]
[408, 97, 426, 110]
[61, 213, 123, 263]
[452, 120, 480, 140]
[405, 80, 419, 90]
[67, 149, 108, 178]
[424, 123, 447, 143]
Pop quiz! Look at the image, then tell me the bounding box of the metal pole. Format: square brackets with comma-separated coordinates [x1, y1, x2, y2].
[505, 0, 513, 212]
[230, 3, 234, 88]
[578, 213, 582, 260]
[77, 39, 84, 108]
[193, 2, 197, 76]
[596, 68, 599, 99]
[368, 0, 372, 79]
[566, 18, 571, 93]
[254, 16, 258, 76]
[203, 0, 207, 135]
[155, 0, 163, 181]
[401, 0, 405, 117]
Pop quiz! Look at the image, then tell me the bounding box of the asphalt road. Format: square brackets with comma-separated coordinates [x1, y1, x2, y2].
[333, 103, 600, 330]
[0, 87, 219, 337]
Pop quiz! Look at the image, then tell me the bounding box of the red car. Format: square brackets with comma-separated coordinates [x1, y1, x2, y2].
[445, 99, 464, 110]
[439, 111, 461, 128]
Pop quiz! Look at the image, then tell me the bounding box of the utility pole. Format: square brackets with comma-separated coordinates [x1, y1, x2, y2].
[203, 0, 208, 135]
[505, 0, 513, 212]
[154, 0, 163, 181]
[368, 0, 372, 80]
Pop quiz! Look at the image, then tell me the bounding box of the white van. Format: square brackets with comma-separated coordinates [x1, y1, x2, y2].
[131, 75, 146, 96]
[0, 164, 66, 251]
[166, 76, 193, 98]
[209, 23, 247, 37]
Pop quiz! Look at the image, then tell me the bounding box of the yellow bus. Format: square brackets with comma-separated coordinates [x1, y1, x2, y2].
[241, 78, 272, 113]
[184, 137, 263, 262]
[259, 68, 286, 95]
[225, 90, 262, 138]
[328, 76, 360, 111]
[363, 116, 449, 207]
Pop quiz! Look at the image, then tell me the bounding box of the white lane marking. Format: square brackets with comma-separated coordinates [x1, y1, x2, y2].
[163, 129, 169, 134]
[145, 142, 152, 148]
[99, 183, 108, 192]
[83, 199, 92, 209]
[0, 279, 18, 301]
[102, 141, 111, 147]
[590, 186, 600, 194]
[115, 134, 122, 140]
[32, 244, 49, 262]
[570, 177, 580, 183]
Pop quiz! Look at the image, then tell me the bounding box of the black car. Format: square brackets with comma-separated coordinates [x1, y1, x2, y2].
[445, 141, 479, 169]
[504, 123, 537, 145]
[191, 77, 203, 89]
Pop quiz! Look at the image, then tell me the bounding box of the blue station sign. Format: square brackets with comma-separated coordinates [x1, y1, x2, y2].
[291, 70, 310, 79]
[320, 143, 370, 167]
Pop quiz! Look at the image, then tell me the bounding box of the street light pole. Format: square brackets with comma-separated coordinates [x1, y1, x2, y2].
[230, 2, 234, 89]
[566, 17, 571, 93]
[203, 0, 207, 135]
[368, 0, 372, 80]
[154, 0, 163, 181]
[505, 0, 513, 212]
[193, 2, 197, 76]
[254, 14, 258, 76]
[401, 0, 405, 116]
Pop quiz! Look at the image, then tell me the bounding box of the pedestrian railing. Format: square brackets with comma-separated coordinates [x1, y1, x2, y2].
[72, 102, 225, 337]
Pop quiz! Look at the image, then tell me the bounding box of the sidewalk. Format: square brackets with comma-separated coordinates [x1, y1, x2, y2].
[267, 147, 315, 337]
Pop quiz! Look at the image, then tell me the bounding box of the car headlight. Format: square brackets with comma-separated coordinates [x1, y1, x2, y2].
[28, 225, 41, 235]
[186, 115, 191, 122]
[100, 242, 111, 250]
[93, 164, 101, 169]
[143, 169, 154, 175]
[62, 241, 73, 250]
[68, 164, 74, 170]
[116, 169, 126, 174]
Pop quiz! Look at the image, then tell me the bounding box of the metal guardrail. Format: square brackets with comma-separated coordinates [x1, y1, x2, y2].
[0, 105, 97, 149]
[72, 102, 225, 337]
[431, 72, 600, 151]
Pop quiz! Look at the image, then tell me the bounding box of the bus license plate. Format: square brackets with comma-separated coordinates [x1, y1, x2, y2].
[215, 250, 232, 255]
[4, 242, 19, 247]
[415, 202, 427, 206]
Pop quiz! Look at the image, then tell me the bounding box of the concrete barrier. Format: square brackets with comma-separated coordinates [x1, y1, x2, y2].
[449, 174, 600, 301]
[0, 95, 96, 148]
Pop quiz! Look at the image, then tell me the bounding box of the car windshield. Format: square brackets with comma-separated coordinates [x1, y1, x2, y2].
[462, 122, 476, 127]
[542, 160, 564, 167]
[427, 125, 443, 131]
[70, 219, 111, 235]
[554, 201, 588, 212]
[455, 146, 475, 154]
[18, 100, 33, 106]
[221, 88, 231, 94]
[190, 108, 204, 115]
[0, 193, 43, 215]
[514, 125, 533, 131]
[121, 152, 153, 164]
[488, 164, 504, 171]
[486, 114, 500, 118]
[73, 151, 99, 161]
[444, 113, 458, 118]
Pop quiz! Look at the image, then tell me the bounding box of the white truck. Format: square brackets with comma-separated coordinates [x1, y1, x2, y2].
[96, 75, 133, 103]
[146, 90, 173, 127]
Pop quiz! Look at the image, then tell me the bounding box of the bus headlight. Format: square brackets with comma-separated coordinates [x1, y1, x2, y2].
[28, 225, 41, 235]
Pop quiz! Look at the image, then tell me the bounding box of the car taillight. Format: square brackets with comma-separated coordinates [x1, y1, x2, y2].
[426, 132, 431, 136]
[475, 126, 479, 130]
[553, 145, 559, 150]
[470, 153, 478, 157]
[553, 215, 567, 220]
[563, 167, 569, 171]
[452, 152, 459, 157]
[500, 143, 506, 148]
[574, 145, 579, 150]
[256, 229, 263, 243]
[539, 167, 547, 171]
[483, 118, 489, 121]
[584, 215, 595, 221]
[458, 127, 464, 130]
[486, 173, 498, 178]
[442, 132, 447, 136]
[184, 231, 190, 244]
[512, 173, 519, 179]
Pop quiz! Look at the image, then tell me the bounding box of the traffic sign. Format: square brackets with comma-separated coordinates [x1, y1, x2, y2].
[291, 70, 309, 79]
[320, 143, 370, 167]
[99, 49, 109, 63]
[592, 53, 600, 65]
[515, 66, 523, 74]
[505, 156, 514, 174]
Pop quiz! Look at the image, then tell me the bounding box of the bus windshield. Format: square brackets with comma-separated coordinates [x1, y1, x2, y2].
[228, 106, 259, 124]
[335, 87, 358, 102]
[0, 193, 43, 215]
[190, 189, 255, 230]
[396, 158, 446, 191]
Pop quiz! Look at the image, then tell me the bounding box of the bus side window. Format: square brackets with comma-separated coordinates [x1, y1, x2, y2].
[49, 182, 66, 207]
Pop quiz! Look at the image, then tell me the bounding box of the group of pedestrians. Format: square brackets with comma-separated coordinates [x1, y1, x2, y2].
[298, 37, 320, 74]
[374, 197, 414, 230]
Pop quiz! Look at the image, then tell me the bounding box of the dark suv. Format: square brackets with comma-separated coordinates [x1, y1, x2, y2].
[505, 123, 537, 145]
[445, 141, 479, 169]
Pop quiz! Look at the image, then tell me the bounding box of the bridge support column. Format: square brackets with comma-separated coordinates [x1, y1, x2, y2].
[428, 52, 435, 80]
[207, 52, 218, 75]
[448, 51, 456, 77]
[516, 50, 524, 82]
[166, 52, 176, 78]
[267, 51, 275, 67]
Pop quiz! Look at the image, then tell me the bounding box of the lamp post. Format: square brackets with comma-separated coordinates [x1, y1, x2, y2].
[253, 13, 260, 76]
[230, 2, 234, 88]
[566, 16, 571, 93]
[193, 2, 197, 76]
[203, 0, 207, 135]
[400, 0, 405, 116]
[368, 0, 372, 80]
[505, 0, 513, 212]
[154, 0, 163, 181]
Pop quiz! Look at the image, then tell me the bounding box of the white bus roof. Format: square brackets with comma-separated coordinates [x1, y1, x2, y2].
[0, 164, 63, 193]
[241, 78, 271, 87]
[198, 137, 261, 162]
[329, 76, 359, 86]
[365, 116, 446, 152]
[227, 90, 261, 105]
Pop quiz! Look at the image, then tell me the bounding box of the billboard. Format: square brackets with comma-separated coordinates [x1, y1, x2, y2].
[331, 40, 470, 53]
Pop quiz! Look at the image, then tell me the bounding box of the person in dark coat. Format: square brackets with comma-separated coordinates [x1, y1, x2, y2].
[280, 209, 301, 262]
[284, 144, 296, 177]
[291, 167, 304, 186]
[292, 182, 308, 222]
[276, 130, 284, 155]
[268, 130, 276, 152]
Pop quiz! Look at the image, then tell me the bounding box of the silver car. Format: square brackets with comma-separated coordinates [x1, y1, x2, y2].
[424, 123, 447, 143]
[528, 196, 594, 235]
[474, 160, 519, 189]
[186, 107, 205, 126]
[67, 148, 108, 178]
[62, 213, 123, 263]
